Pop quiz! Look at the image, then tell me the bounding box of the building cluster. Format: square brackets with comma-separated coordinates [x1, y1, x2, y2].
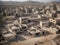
[0, 3, 60, 42]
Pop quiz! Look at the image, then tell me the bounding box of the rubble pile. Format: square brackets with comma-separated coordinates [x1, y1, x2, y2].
[0, 2, 60, 45]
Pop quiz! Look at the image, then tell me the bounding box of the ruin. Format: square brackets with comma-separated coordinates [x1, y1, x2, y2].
[0, 1, 60, 45]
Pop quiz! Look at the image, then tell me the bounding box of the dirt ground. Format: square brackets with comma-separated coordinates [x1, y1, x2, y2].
[9, 34, 60, 45]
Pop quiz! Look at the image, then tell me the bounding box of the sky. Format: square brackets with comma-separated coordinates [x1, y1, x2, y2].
[1, 0, 60, 2]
